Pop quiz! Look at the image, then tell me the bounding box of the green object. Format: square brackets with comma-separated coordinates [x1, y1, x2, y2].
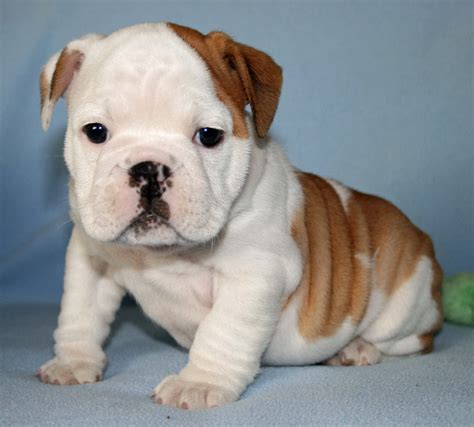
[442, 273, 474, 326]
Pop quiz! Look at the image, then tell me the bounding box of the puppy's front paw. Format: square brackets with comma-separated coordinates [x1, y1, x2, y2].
[37, 357, 103, 385]
[151, 375, 236, 410]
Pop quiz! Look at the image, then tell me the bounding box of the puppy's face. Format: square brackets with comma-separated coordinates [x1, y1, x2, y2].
[40, 23, 282, 248]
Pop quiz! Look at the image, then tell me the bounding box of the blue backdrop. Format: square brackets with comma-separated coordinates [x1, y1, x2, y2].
[1, 0, 472, 303]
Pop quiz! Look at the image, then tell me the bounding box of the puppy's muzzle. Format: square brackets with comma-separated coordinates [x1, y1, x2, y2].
[129, 161, 172, 223]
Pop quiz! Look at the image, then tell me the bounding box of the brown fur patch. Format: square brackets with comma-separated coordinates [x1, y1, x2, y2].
[39, 70, 49, 110]
[346, 197, 371, 323]
[168, 23, 282, 139]
[291, 173, 366, 339]
[50, 48, 83, 105]
[290, 172, 442, 342]
[354, 190, 443, 325]
[168, 23, 248, 139]
[419, 333, 434, 354]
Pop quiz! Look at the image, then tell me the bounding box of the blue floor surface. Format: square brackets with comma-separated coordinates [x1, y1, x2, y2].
[2, 305, 473, 426]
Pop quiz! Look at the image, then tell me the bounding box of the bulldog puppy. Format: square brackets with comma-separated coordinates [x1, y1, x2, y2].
[37, 23, 443, 409]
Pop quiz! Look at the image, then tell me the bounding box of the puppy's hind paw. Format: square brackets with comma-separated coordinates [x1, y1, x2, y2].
[325, 337, 381, 367]
[37, 357, 103, 385]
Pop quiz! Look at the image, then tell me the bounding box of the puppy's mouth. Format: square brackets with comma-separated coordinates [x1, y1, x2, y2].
[130, 210, 166, 233]
[124, 198, 193, 247]
[129, 197, 171, 234]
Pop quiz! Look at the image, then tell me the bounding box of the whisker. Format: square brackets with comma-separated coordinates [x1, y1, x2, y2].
[55, 217, 73, 232]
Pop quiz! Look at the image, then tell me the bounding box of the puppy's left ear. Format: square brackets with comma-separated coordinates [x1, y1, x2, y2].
[207, 32, 283, 139]
[167, 24, 282, 139]
[40, 33, 104, 131]
[230, 41, 283, 138]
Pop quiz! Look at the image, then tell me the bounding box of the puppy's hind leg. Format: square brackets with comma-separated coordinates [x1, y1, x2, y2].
[325, 337, 382, 366]
[372, 332, 436, 357]
[37, 229, 124, 385]
[361, 254, 443, 360]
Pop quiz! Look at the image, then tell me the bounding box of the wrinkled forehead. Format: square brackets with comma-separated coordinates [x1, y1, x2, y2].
[94, 24, 211, 86]
[71, 24, 225, 127]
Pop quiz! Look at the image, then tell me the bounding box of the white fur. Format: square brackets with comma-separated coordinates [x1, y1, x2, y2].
[264, 291, 356, 365]
[374, 334, 424, 356]
[326, 178, 352, 212]
[362, 256, 439, 349]
[38, 23, 440, 409]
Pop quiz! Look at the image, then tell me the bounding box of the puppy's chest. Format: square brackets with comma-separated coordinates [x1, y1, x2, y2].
[111, 257, 215, 348]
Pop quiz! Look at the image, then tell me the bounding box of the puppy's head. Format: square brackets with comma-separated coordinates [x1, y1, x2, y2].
[40, 23, 282, 248]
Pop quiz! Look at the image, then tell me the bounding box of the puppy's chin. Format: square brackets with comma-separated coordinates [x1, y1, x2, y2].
[117, 221, 190, 249]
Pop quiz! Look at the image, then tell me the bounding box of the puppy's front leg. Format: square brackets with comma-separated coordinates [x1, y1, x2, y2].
[152, 260, 285, 409]
[37, 228, 124, 385]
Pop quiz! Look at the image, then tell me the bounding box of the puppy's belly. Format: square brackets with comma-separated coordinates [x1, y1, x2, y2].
[113, 265, 213, 349]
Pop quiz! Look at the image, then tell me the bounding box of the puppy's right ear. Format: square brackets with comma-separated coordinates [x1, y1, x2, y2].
[40, 33, 104, 131]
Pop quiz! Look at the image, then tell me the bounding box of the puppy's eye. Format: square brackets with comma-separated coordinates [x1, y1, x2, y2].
[83, 123, 108, 144]
[193, 128, 224, 148]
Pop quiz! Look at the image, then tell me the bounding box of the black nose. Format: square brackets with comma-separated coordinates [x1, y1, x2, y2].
[130, 161, 157, 180]
[129, 161, 171, 201]
[129, 161, 171, 180]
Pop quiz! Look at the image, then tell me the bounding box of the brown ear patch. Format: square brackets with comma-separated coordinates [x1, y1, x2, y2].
[168, 24, 248, 139]
[50, 49, 84, 105]
[230, 42, 282, 138]
[39, 70, 49, 110]
[39, 33, 104, 132]
[168, 23, 282, 139]
[40, 48, 84, 131]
